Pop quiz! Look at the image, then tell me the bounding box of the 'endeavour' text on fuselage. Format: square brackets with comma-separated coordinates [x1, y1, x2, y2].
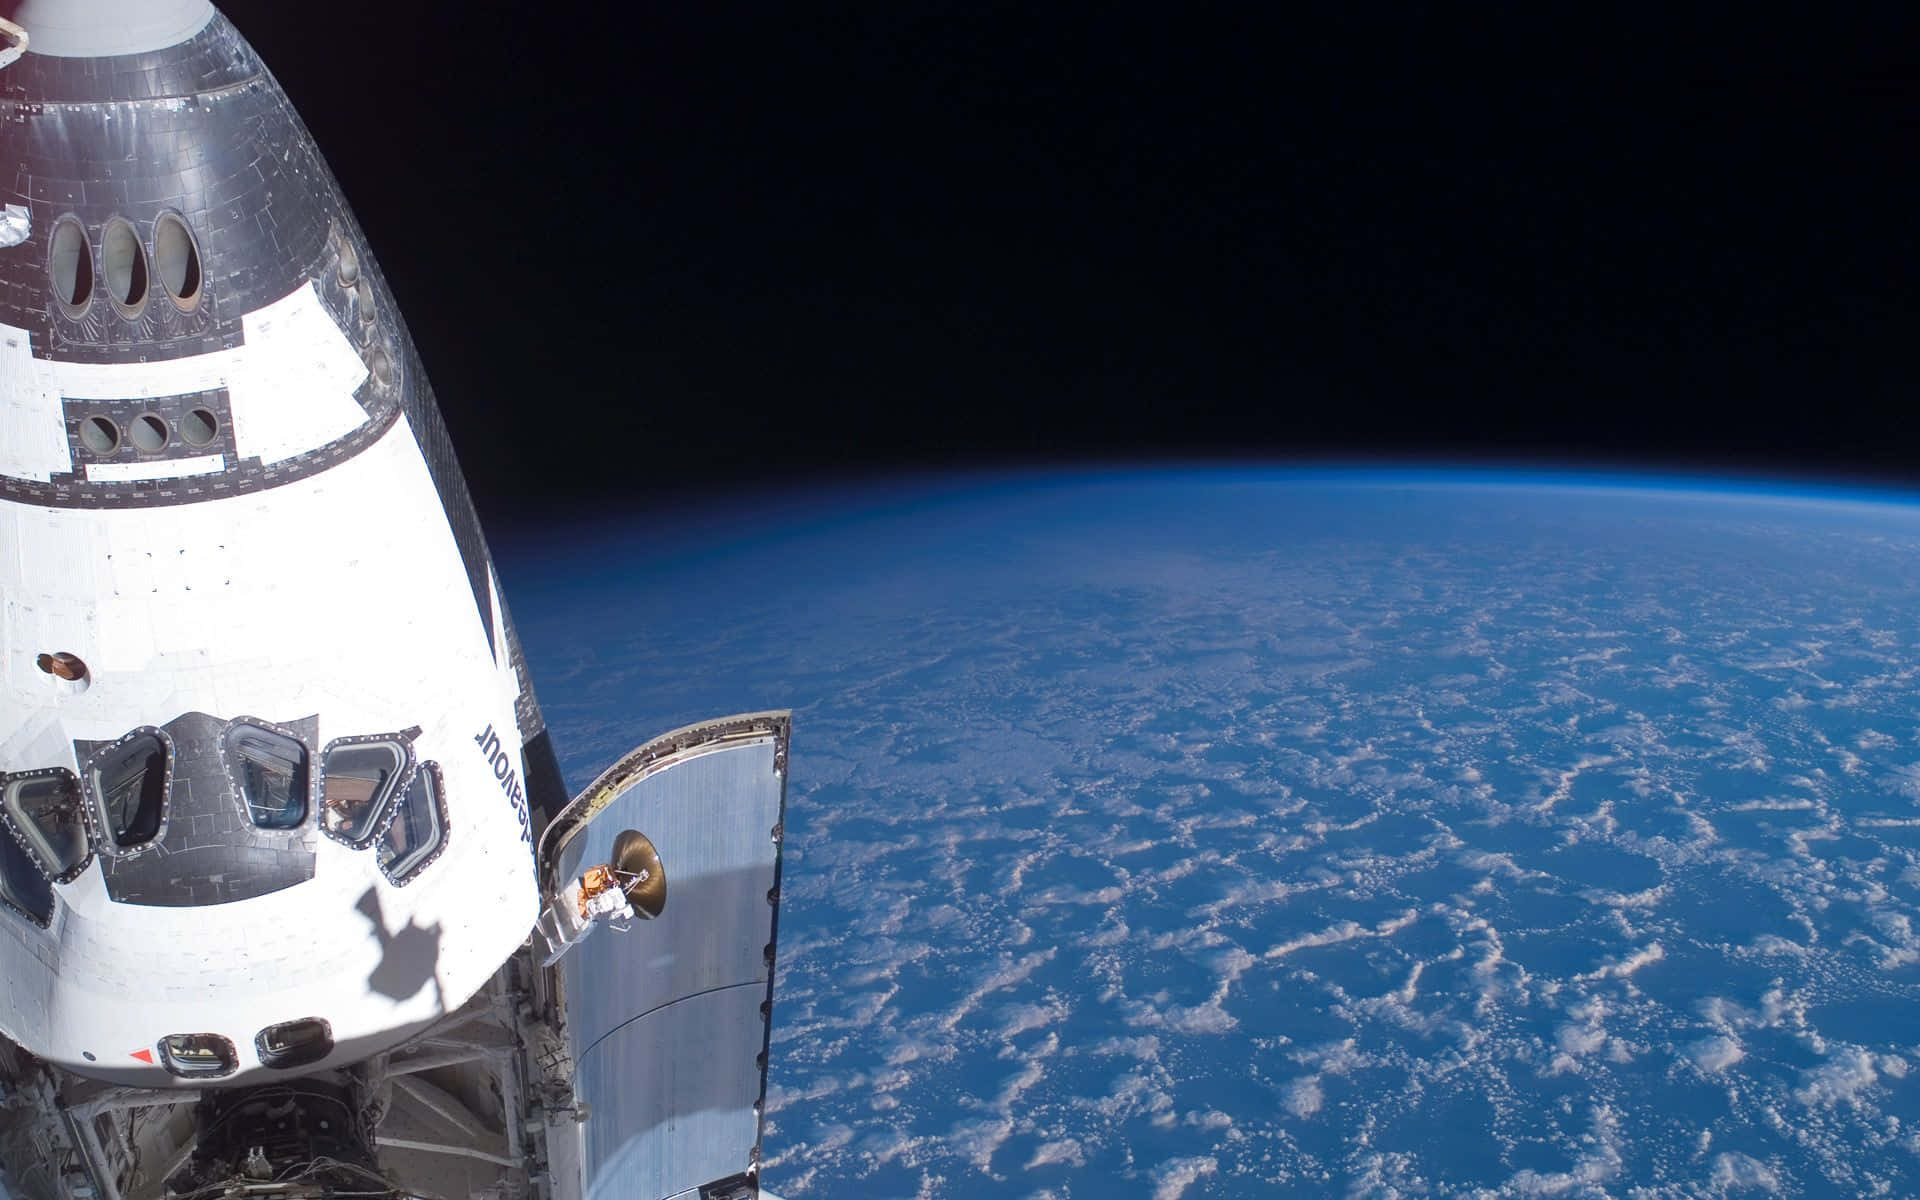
[474, 723, 534, 845]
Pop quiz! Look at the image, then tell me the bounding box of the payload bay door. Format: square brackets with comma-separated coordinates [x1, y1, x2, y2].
[539, 711, 790, 1200]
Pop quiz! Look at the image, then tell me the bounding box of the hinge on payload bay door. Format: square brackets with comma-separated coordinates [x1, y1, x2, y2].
[699, 1173, 756, 1200]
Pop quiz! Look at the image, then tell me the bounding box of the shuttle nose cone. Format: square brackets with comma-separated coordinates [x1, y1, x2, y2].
[5, 0, 214, 58]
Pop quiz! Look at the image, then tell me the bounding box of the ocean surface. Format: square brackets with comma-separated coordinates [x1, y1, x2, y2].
[503, 471, 1920, 1198]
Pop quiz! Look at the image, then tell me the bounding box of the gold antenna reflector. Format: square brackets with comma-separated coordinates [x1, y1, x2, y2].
[611, 829, 667, 919]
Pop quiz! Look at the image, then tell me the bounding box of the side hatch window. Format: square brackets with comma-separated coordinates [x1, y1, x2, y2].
[224, 723, 309, 830]
[319, 735, 412, 846]
[2, 770, 90, 880]
[89, 730, 169, 852]
[378, 762, 447, 884]
[158, 1033, 236, 1078]
[0, 815, 53, 925]
[256, 1018, 332, 1070]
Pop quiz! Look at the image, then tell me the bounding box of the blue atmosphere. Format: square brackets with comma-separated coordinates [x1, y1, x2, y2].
[501, 470, 1920, 1198]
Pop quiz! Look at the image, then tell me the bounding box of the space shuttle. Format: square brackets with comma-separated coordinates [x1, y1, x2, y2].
[0, 3, 789, 1198]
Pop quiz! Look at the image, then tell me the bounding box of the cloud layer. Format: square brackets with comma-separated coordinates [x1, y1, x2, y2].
[522, 478, 1920, 1198]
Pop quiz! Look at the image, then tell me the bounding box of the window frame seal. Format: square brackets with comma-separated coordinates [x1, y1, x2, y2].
[157, 1032, 238, 1079]
[0, 807, 53, 929]
[151, 208, 204, 312]
[376, 760, 449, 886]
[99, 214, 149, 320]
[83, 725, 174, 859]
[0, 767, 93, 884]
[254, 1016, 333, 1071]
[317, 730, 417, 850]
[47, 212, 92, 319]
[220, 716, 313, 832]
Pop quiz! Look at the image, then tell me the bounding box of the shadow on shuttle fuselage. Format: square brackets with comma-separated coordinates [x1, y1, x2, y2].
[355, 885, 447, 1011]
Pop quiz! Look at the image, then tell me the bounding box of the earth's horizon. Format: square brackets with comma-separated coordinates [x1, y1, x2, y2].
[504, 469, 1920, 1198]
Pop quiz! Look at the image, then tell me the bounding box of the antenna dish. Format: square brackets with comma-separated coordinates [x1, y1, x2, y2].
[611, 829, 667, 919]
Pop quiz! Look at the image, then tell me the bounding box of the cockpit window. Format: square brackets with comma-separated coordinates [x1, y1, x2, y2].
[319, 735, 412, 846]
[89, 730, 169, 852]
[158, 1033, 236, 1078]
[378, 762, 447, 884]
[0, 817, 53, 926]
[256, 1018, 332, 1070]
[223, 723, 308, 830]
[2, 770, 90, 880]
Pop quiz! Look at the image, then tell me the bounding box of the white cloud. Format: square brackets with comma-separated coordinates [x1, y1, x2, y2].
[947, 1117, 1012, 1173]
[1794, 1047, 1882, 1108]
[1184, 1109, 1234, 1131]
[1504, 1105, 1624, 1196]
[1085, 1034, 1161, 1061]
[1024, 1139, 1085, 1170]
[1284, 1077, 1324, 1118]
[1151, 1156, 1219, 1200]
[995, 997, 1067, 1039]
[1709, 1151, 1782, 1193]
[1577, 941, 1665, 981]
[1687, 1035, 1745, 1074]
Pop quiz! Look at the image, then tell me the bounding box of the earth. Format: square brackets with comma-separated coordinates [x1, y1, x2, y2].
[499, 471, 1920, 1199]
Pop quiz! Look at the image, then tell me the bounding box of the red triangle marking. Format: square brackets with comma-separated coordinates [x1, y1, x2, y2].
[130, 1048, 153, 1064]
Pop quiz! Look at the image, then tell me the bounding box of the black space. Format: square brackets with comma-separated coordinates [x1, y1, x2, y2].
[215, 3, 1920, 521]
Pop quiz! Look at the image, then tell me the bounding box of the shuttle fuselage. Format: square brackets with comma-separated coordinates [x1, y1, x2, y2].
[0, 4, 786, 1199]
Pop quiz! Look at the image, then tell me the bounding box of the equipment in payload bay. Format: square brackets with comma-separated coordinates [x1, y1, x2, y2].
[613, 828, 670, 919]
[0, 3, 790, 1199]
[537, 829, 671, 967]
